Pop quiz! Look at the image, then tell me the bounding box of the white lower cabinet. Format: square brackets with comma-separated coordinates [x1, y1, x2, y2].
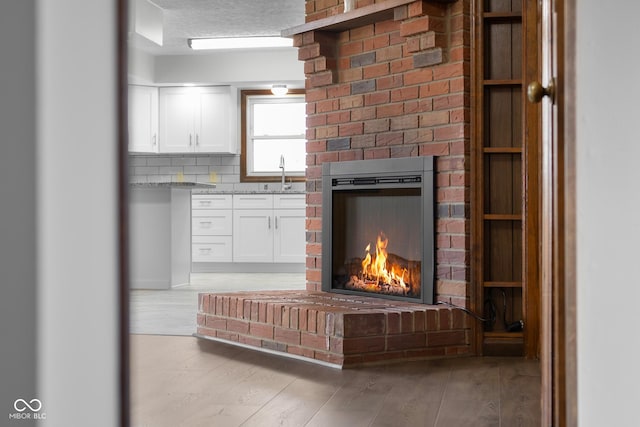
[191, 194, 232, 262]
[233, 194, 305, 263]
[192, 193, 305, 265]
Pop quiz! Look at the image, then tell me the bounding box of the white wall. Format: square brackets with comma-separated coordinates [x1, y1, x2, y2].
[1, 1, 120, 425]
[129, 46, 156, 84]
[0, 2, 37, 424]
[154, 49, 304, 86]
[128, 46, 304, 87]
[576, 2, 640, 426]
[37, 0, 120, 425]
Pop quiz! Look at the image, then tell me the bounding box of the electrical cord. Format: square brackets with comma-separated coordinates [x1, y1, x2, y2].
[437, 290, 524, 332]
[436, 300, 491, 322]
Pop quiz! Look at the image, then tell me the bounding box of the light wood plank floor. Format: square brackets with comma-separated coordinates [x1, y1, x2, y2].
[131, 335, 540, 427]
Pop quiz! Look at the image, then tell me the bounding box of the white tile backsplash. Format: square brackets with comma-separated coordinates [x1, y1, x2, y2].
[170, 157, 197, 166]
[129, 153, 306, 192]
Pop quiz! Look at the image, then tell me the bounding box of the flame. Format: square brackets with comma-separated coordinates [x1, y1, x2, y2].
[361, 233, 408, 291]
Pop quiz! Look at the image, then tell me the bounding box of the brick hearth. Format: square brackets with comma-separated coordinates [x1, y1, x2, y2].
[196, 290, 470, 367]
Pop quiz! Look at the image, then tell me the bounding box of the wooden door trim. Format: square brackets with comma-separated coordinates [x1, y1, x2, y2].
[555, 0, 577, 425]
[539, 0, 578, 424]
[523, 0, 541, 360]
[118, 0, 131, 426]
[470, 0, 483, 357]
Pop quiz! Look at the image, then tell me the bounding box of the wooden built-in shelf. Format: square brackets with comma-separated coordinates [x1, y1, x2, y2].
[483, 79, 522, 86]
[483, 281, 523, 288]
[475, 0, 534, 358]
[483, 147, 523, 154]
[282, 0, 455, 37]
[482, 12, 522, 20]
[483, 214, 521, 221]
[483, 331, 524, 339]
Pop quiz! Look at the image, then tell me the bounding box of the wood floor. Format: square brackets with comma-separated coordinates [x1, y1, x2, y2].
[131, 335, 540, 427]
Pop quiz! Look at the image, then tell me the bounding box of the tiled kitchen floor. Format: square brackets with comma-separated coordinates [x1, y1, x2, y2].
[130, 273, 306, 335]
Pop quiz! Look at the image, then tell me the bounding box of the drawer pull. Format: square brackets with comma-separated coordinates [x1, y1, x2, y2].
[199, 248, 212, 253]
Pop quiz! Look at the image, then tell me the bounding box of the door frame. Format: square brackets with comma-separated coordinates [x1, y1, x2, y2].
[540, 0, 577, 425]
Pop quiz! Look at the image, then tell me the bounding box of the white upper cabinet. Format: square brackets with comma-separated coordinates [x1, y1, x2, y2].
[128, 85, 158, 153]
[159, 86, 237, 154]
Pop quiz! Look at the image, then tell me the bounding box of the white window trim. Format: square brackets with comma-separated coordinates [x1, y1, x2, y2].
[245, 93, 306, 178]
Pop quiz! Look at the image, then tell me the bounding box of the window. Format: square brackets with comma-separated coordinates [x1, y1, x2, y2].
[241, 89, 306, 182]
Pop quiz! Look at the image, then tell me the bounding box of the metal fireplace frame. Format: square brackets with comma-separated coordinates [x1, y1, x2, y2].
[321, 156, 435, 304]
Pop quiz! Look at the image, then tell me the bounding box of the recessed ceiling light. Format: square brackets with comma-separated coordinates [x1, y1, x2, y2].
[188, 36, 293, 50]
[271, 84, 288, 96]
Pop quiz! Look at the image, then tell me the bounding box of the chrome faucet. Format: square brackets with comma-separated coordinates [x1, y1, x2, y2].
[279, 154, 291, 191]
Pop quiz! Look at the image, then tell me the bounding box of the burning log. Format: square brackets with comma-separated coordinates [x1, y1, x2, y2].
[339, 232, 422, 297]
[345, 275, 410, 296]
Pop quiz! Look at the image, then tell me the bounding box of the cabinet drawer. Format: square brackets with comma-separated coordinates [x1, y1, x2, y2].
[192, 194, 232, 210]
[233, 194, 273, 209]
[192, 212, 232, 235]
[274, 194, 305, 209]
[192, 236, 232, 262]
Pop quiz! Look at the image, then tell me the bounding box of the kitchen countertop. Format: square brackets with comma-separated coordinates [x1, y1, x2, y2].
[130, 182, 218, 189]
[129, 182, 305, 194]
[191, 189, 306, 195]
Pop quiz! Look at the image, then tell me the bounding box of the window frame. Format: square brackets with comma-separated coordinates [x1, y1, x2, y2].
[240, 89, 306, 183]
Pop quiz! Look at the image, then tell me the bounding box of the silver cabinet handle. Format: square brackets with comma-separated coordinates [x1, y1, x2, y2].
[196, 134, 199, 146]
[153, 134, 157, 146]
[268, 216, 271, 229]
[189, 134, 193, 146]
[275, 216, 278, 229]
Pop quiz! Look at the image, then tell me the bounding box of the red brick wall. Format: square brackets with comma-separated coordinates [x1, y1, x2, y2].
[298, 0, 471, 307]
[306, 0, 384, 21]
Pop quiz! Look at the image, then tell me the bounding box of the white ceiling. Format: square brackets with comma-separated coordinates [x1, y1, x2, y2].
[132, 0, 305, 56]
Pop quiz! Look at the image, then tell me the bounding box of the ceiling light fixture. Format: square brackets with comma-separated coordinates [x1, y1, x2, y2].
[271, 84, 288, 96]
[188, 36, 293, 50]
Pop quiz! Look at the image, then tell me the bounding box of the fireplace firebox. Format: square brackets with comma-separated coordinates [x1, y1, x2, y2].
[322, 157, 435, 304]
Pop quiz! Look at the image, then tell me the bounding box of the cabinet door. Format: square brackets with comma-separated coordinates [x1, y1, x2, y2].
[273, 209, 306, 263]
[159, 88, 196, 153]
[233, 209, 273, 262]
[196, 88, 233, 153]
[128, 85, 158, 153]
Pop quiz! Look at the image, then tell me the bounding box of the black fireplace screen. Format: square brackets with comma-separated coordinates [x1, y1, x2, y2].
[322, 157, 434, 304]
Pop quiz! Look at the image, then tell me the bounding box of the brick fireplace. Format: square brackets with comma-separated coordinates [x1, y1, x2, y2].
[197, 0, 472, 366]
[298, 0, 470, 308]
